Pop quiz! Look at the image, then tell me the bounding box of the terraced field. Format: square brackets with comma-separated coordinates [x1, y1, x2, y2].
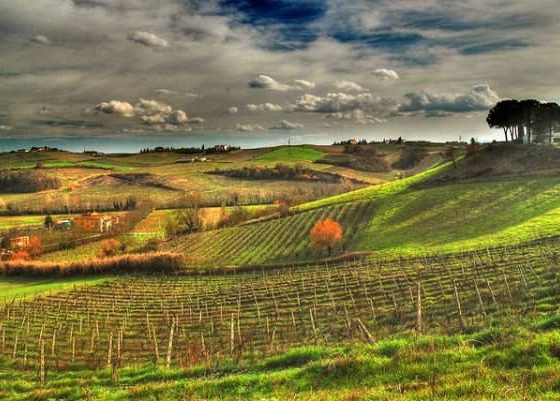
[165, 200, 375, 267]
[1, 239, 559, 375]
[131, 209, 174, 236]
[0, 215, 48, 231]
[37, 235, 153, 263]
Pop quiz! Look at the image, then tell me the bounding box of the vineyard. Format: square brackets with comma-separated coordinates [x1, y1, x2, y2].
[1, 239, 560, 381]
[165, 200, 375, 267]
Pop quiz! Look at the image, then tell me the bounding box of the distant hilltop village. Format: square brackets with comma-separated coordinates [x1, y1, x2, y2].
[11, 146, 67, 153]
[333, 138, 467, 146]
[140, 144, 241, 155]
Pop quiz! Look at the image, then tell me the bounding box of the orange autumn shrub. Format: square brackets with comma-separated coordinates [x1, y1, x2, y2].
[27, 235, 42, 257]
[310, 218, 343, 256]
[11, 250, 32, 261]
[99, 239, 123, 258]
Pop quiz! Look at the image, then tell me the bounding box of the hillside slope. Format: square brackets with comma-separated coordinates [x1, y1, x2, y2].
[164, 144, 560, 265]
[354, 177, 560, 255]
[164, 200, 374, 267]
[295, 160, 455, 211]
[420, 143, 560, 186]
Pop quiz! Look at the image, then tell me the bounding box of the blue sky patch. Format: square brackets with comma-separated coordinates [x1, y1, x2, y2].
[219, 0, 327, 50]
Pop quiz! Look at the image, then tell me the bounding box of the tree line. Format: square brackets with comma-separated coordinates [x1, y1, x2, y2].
[486, 99, 560, 144]
[0, 170, 61, 193]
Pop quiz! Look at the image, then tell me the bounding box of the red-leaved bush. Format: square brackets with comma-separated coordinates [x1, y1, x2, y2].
[11, 250, 32, 262]
[310, 219, 343, 256]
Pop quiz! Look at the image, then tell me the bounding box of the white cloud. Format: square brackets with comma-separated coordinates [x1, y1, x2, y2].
[248, 75, 315, 91]
[293, 79, 316, 90]
[293, 92, 399, 115]
[228, 106, 239, 114]
[235, 123, 264, 132]
[96, 98, 193, 127]
[399, 84, 500, 114]
[248, 75, 290, 91]
[154, 124, 192, 132]
[141, 107, 190, 126]
[167, 110, 189, 124]
[95, 100, 135, 117]
[140, 114, 167, 125]
[334, 80, 365, 92]
[155, 89, 178, 95]
[326, 110, 386, 124]
[30, 35, 52, 46]
[128, 31, 168, 48]
[134, 98, 173, 116]
[373, 69, 400, 80]
[2, 0, 557, 141]
[246, 102, 284, 112]
[271, 120, 304, 130]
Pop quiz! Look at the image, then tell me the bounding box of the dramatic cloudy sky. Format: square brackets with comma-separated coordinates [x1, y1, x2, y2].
[0, 0, 559, 148]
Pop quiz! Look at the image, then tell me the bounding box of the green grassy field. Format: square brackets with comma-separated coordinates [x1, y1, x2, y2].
[0, 276, 110, 301]
[295, 160, 455, 211]
[0, 215, 46, 230]
[253, 146, 325, 162]
[0, 154, 135, 171]
[3, 324, 560, 400]
[3, 240, 560, 400]
[76, 160, 135, 171]
[354, 178, 560, 255]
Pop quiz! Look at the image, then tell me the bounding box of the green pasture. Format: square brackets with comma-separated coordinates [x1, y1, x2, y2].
[253, 146, 325, 163]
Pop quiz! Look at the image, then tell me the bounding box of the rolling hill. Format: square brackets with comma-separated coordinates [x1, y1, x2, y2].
[3, 143, 560, 401]
[163, 200, 374, 267]
[162, 144, 560, 266]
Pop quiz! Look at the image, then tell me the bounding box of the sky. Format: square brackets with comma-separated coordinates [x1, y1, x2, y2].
[0, 0, 559, 150]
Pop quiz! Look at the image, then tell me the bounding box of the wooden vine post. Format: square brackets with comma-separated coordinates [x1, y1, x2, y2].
[38, 339, 45, 386]
[166, 317, 176, 369]
[416, 283, 422, 334]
